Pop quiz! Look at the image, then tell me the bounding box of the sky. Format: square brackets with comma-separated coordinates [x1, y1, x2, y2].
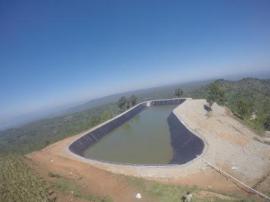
[0, 0, 270, 127]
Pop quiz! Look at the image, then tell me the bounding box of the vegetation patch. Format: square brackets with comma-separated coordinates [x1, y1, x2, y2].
[0, 103, 119, 154]
[189, 78, 270, 134]
[126, 176, 255, 202]
[52, 177, 112, 202]
[0, 155, 53, 202]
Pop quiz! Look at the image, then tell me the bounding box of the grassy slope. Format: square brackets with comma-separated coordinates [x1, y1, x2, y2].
[51, 176, 112, 202]
[0, 155, 258, 202]
[0, 155, 52, 202]
[126, 176, 256, 202]
[0, 155, 113, 202]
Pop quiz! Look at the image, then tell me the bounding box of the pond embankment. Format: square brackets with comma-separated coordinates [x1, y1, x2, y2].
[65, 98, 207, 178]
[69, 98, 187, 160]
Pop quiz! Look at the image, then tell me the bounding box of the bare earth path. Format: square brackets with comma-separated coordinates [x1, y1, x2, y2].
[27, 136, 154, 202]
[26, 99, 270, 201]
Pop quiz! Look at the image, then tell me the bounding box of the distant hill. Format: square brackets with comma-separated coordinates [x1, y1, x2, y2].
[66, 80, 212, 114]
[0, 103, 118, 154]
[0, 80, 211, 154]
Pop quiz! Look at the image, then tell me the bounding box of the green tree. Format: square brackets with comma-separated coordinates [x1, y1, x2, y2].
[264, 114, 270, 130]
[117, 96, 127, 110]
[206, 81, 225, 107]
[90, 115, 101, 126]
[100, 110, 113, 122]
[129, 95, 137, 106]
[175, 88, 183, 97]
[235, 99, 252, 119]
[126, 102, 130, 109]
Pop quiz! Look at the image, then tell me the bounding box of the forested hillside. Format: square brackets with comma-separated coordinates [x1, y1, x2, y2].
[0, 104, 119, 154]
[188, 78, 270, 133]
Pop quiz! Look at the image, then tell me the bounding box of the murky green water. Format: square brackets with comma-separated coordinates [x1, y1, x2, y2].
[83, 105, 177, 164]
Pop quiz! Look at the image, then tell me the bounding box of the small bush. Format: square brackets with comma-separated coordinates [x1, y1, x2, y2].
[48, 172, 61, 178]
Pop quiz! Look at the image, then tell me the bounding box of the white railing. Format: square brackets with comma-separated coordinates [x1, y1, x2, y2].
[201, 157, 270, 201]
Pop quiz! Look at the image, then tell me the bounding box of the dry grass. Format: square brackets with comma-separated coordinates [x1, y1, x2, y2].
[0, 154, 53, 202]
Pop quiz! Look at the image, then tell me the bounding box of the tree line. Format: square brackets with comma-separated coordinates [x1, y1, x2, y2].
[117, 89, 185, 112]
[205, 80, 270, 132]
[117, 95, 138, 111]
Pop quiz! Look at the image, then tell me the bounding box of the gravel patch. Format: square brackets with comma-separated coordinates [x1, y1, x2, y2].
[174, 99, 270, 185]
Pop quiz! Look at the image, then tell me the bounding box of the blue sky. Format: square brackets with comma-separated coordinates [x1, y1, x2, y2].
[0, 0, 270, 125]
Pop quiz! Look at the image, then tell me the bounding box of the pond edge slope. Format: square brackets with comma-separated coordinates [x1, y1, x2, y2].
[66, 98, 207, 178]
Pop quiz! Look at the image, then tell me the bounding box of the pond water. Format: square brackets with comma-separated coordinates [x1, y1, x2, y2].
[83, 105, 177, 164]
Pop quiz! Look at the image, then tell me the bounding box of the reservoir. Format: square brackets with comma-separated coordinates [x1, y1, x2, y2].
[83, 105, 176, 164]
